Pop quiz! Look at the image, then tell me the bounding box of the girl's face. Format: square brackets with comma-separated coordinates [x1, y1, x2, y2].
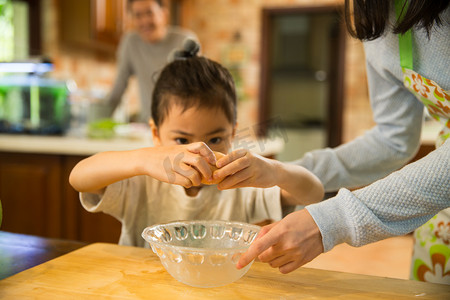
[151, 104, 236, 154]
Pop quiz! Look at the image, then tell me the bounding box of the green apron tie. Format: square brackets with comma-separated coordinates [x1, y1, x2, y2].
[395, 0, 413, 70]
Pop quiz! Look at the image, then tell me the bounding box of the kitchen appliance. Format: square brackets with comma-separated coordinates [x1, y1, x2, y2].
[0, 61, 72, 135]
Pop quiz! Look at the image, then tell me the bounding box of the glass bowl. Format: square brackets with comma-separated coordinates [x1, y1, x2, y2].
[141, 220, 261, 288]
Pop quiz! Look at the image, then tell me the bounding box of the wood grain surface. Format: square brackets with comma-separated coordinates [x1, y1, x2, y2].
[0, 243, 448, 299]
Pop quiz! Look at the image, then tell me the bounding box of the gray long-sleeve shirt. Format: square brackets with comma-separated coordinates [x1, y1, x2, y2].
[107, 27, 197, 122]
[297, 8, 450, 252]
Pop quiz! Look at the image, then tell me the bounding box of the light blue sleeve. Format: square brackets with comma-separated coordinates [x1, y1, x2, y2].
[297, 9, 450, 253]
[293, 38, 424, 192]
[306, 139, 450, 252]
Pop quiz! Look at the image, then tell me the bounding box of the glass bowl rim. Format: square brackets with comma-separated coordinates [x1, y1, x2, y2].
[141, 220, 261, 253]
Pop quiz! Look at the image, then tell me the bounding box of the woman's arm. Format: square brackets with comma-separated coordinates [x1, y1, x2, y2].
[237, 139, 450, 274]
[294, 37, 424, 192]
[309, 139, 450, 252]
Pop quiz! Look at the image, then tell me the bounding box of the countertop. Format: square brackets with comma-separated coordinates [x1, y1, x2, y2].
[0, 242, 448, 299]
[0, 231, 87, 280]
[0, 119, 440, 157]
[0, 133, 285, 157]
[0, 133, 153, 156]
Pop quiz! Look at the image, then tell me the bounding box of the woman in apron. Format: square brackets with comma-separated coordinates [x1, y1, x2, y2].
[236, 0, 449, 284]
[393, 0, 450, 284]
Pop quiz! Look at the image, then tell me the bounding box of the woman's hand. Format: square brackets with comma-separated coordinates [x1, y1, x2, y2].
[213, 149, 278, 189]
[142, 142, 217, 188]
[236, 209, 324, 274]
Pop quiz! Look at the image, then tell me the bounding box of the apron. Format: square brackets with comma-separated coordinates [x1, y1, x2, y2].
[395, 0, 450, 285]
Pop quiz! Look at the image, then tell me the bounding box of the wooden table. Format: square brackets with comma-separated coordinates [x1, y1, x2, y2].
[0, 243, 448, 299]
[0, 231, 87, 280]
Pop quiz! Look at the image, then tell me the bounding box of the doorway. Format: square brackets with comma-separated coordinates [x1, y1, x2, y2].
[258, 5, 346, 161]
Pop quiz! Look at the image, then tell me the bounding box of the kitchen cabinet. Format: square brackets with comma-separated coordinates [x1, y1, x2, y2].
[0, 152, 121, 243]
[58, 0, 127, 53]
[0, 153, 62, 238]
[58, 0, 184, 53]
[92, 0, 127, 46]
[61, 155, 122, 243]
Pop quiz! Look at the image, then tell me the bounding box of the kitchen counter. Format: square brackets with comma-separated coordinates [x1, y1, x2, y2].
[0, 134, 153, 156]
[0, 118, 440, 157]
[0, 242, 448, 299]
[0, 231, 87, 280]
[0, 133, 284, 157]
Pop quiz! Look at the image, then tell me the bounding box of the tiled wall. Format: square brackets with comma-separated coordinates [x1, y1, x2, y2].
[42, 0, 374, 144]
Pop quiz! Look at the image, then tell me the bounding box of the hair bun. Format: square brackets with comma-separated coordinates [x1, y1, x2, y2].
[168, 38, 200, 62]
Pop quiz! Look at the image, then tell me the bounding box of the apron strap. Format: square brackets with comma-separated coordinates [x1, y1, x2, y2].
[395, 0, 413, 70]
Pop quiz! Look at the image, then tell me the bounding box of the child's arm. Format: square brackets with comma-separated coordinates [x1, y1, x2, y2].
[69, 142, 217, 194]
[213, 149, 324, 206]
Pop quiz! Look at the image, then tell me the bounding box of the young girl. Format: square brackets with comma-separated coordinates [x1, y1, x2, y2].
[69, 47, 324, 248]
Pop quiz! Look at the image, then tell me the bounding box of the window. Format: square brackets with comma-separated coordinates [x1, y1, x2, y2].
[0, 0, 41, 62]
[0, 0, 14, 61]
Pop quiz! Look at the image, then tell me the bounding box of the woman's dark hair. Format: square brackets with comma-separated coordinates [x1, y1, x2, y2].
[345, 0, 450, 41]
[128, 0, 163, 9]
[151, 56, 237, 127]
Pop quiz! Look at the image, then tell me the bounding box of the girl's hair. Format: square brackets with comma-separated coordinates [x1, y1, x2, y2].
[151, 47, 237, 127]
[344, 0, 449, 41]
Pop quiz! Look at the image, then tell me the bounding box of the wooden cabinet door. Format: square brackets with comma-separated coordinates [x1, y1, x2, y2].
[0, 153, 62, 238]
[0, 152, 121, 243]
[92, 0, 127, 45]
[58, 0, 92, 48]
[58, 0, 126, 53]
[62, 155, 121, 244]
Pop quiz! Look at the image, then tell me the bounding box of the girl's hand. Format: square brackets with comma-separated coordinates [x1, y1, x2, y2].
[142, 142, 217, 188]
[236, 209, 324, 274]
[213, 149, 279, 189]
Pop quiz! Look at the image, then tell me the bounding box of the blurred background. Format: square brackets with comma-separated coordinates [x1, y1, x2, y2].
[0, 0, 373, 160]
